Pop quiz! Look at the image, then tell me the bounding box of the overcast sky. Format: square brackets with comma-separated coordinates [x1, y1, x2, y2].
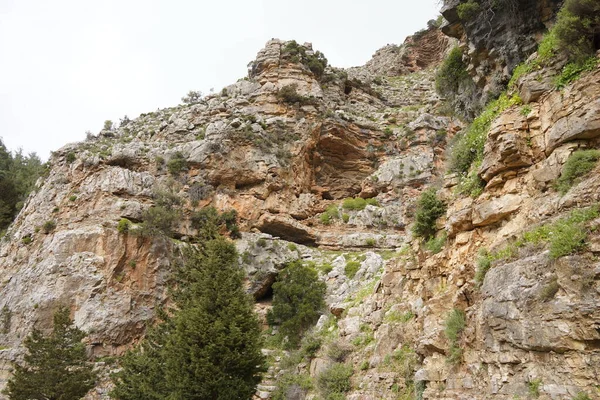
[0, 0, 440, 159]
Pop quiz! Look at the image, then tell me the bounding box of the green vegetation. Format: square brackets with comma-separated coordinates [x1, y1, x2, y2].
[450, 93, 522, 179]
[384, 309, 415, 324]
[528, 378, 542, 398]
[475, 205, 599, 284]
[138, 206, 179, 237]
[317, 363, 353, 399]
[276, 84, 317, 105]
[553, 0, 600, 61]
[425, 232, 447, 254]
[444, 308, 466, 364]
[66, 152, 76, 163]
[42, 220, 56, 234]
[555, 57, 599, 89]
[412, 188, 446, 240]
[365, 238, 376, 247]
[436, 48, 469, 96]
[344, 260, 361, 279]
[457, 0, 480, 20]
[342, 213, 350, 223]
[281, 40, 328, 79]
[474, 249, 492, 286]
[272, 373, 313, 400]
[166, 152, 188, 175]
[267, 261, 326, 348]
[111, 238, 265, 399]
[3, 307, 97, 400]
[510, 0, 600, 91]
[117, 218, 132, 234]
[21, 235, 32, 245]
[0, 140, 45, 233]
[191, 207, 240, 241]
[320, 204, 340, 225]
[555, 149, 600, 194]
[342, 197, 379, 211]
[181, 90, 202, 104]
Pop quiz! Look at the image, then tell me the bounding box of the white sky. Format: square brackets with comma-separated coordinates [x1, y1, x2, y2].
[0, 0, 440, 159]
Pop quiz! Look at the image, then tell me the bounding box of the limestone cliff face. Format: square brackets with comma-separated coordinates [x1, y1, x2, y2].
[0, 27, 456, 398]
[1, 9, 600, 400]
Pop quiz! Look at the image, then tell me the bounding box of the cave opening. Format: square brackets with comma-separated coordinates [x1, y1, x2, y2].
[344, 81, 353, 95]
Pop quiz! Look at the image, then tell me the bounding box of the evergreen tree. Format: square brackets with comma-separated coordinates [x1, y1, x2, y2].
[3, 307, 97, 400]
[111, 237, 265, 399]
[0, 139, 45, 232]
[267, 261, 327, 348]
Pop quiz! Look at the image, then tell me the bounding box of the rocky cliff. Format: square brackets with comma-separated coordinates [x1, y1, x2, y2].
[1, 4, 600, 400]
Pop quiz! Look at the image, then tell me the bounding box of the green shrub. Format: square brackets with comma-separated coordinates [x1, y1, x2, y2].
[365, 238, 376, 247]
[556, 149, 600, 194]
[256, 238, 267, 247]
[287, 243, 298, 252]
[267, 261, 326, 348]
[317, 363, 353, 398]
[425, 232, 447, 254]
[444, 308, 466, 364]
[320, 204, 340, 225]
[555, 57, 599, 89]
[272, 373, 313, 400]
[342, 213, 350, 223]
[435, 47, 469, 98]
[66, 152, 76, 164]
[344, 261, 361, 279]
[319, 263, 333, 274]
[167, 152, 188, 175]
[276, 84, 316, 105]
[21, 235, 32, 245]
[365, 198, 379, 207]
[457, 0, 480, 20]
[281, 40, 328, 79]
[342, 197, 368, 210]
[360, 360, 369, 370]
[548, 220, 587, 259]
[117, 218, 132, 234]
[479, 205, 599, 266]
[69, 195, 77, 202]
[553, 0, 600, 61]
[528, 378, 542, 398]
[42, 220, 56, 234]
[450, 93, 521, 177]
[413, 188, 446, 240]
[474, 249, 492, 286]
[138, 206, 179, 237]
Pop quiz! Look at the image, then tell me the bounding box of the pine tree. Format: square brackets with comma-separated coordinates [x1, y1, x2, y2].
[111, 237, 265, 399]
[3, 307, 97, 400]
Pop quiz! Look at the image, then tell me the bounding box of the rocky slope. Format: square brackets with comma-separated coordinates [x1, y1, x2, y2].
[1, 5, 600, 400]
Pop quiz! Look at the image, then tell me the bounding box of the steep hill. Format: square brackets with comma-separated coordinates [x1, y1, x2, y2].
[1, 1, 600, 399]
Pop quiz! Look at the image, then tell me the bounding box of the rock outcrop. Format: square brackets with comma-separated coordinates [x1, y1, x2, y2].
[1, 5, 600, 400]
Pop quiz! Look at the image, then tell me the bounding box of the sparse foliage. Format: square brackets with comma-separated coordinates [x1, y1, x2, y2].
[181, 90, 202, 104]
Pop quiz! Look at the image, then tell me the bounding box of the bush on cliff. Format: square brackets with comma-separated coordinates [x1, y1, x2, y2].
[267, 261, 326, 348]
[412, 188, 446, 241]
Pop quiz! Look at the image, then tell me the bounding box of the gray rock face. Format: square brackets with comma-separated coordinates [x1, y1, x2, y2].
[441, 0, 562, 113]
